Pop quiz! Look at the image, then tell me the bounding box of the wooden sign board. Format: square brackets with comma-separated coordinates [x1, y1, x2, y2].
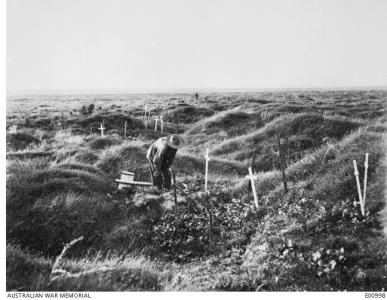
[115, 170, 152, 189]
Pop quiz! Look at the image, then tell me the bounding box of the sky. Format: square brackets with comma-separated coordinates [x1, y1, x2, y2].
[6, 0, 387, 94]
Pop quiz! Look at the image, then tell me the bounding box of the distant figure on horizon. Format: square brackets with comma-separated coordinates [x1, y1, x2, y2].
[146, 134, 185, 190]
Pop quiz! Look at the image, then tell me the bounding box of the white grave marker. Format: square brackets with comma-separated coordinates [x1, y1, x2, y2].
[246, 167, 259, 209]
[154, 117, 159, 132]
[363, 153, 369, 207]
[204, 148, 210, 192]
[99, 123, 105, 137]
[353, 160, 365, 216]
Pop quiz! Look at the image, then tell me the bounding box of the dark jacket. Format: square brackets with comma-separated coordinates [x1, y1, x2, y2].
[146, 137, 177, 172]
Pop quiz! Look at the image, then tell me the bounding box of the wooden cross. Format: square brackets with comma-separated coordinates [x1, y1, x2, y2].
[99, 123, 105, 136]
[204, 148, 210, 192]
[246, 167, 259, 209]
[353, 160, 365, 216]
[154, 117, 159, 132]
[363, 153, 369, 207]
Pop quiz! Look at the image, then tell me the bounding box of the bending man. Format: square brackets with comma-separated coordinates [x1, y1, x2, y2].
[146, 134, 185, 190]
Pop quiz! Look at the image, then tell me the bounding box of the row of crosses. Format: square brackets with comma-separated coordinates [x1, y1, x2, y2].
[143, 104, 164, 133]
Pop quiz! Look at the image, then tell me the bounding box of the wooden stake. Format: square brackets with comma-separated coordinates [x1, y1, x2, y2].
[363, 153, 369, 209]
[246, 167, 259, 209]
[208, 206, 213, 251]
[160, 116, 164, 133]
[144, 105, 149, 130]
[204, 148, 210, 192]
[285, 134, 290, 167]
[251, 154, 257, 174]
[353, 160, 365, 216]
[248, 154, 257, 199]
[277, 134, 288, 193]
[172, 170, 178, 212]
[124, 121, 127, 138]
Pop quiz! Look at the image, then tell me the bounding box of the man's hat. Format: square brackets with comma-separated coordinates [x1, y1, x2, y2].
[165, 134, 185, 149]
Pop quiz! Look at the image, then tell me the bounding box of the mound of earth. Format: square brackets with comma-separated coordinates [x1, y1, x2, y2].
[187, 109, 264, 136]
[163, 105, 214, 124]
[6, 132, 40, 151]
[212, 113, 362, 158]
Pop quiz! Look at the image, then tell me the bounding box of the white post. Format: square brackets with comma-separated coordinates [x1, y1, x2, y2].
[246, 167, 259, 209]
[99, 123, 105, 137]
[124, 121, 127, 138]
[160, 116, 164, 133]
[363, 153, 369, 209]
[144, 105, 148, 130]
[9, 124, 17, 133]
[204, 148, 210, 192]
[353, 160, 364, 216]
[154, 117, 159, 132]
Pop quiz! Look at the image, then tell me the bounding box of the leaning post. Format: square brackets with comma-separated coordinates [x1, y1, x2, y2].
[246, 167, 259, 209]
[353, 160, 365, 216]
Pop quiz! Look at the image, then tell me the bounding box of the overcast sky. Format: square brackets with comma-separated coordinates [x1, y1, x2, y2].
[6, 0, 387, 94]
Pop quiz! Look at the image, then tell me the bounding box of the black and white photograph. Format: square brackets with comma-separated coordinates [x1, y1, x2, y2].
[4, 0, 387, 295]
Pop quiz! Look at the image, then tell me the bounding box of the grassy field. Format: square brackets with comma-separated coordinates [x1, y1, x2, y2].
[6, 90, 387, 291]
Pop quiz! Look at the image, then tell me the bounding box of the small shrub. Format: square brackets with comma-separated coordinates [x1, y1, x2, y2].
[87, 104, 95, 115]
[74, 150, 99, 164]
[80, 105, 88, 115]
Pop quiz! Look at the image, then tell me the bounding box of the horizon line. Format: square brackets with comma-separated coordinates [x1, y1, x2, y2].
[7, 85, 387, 97]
